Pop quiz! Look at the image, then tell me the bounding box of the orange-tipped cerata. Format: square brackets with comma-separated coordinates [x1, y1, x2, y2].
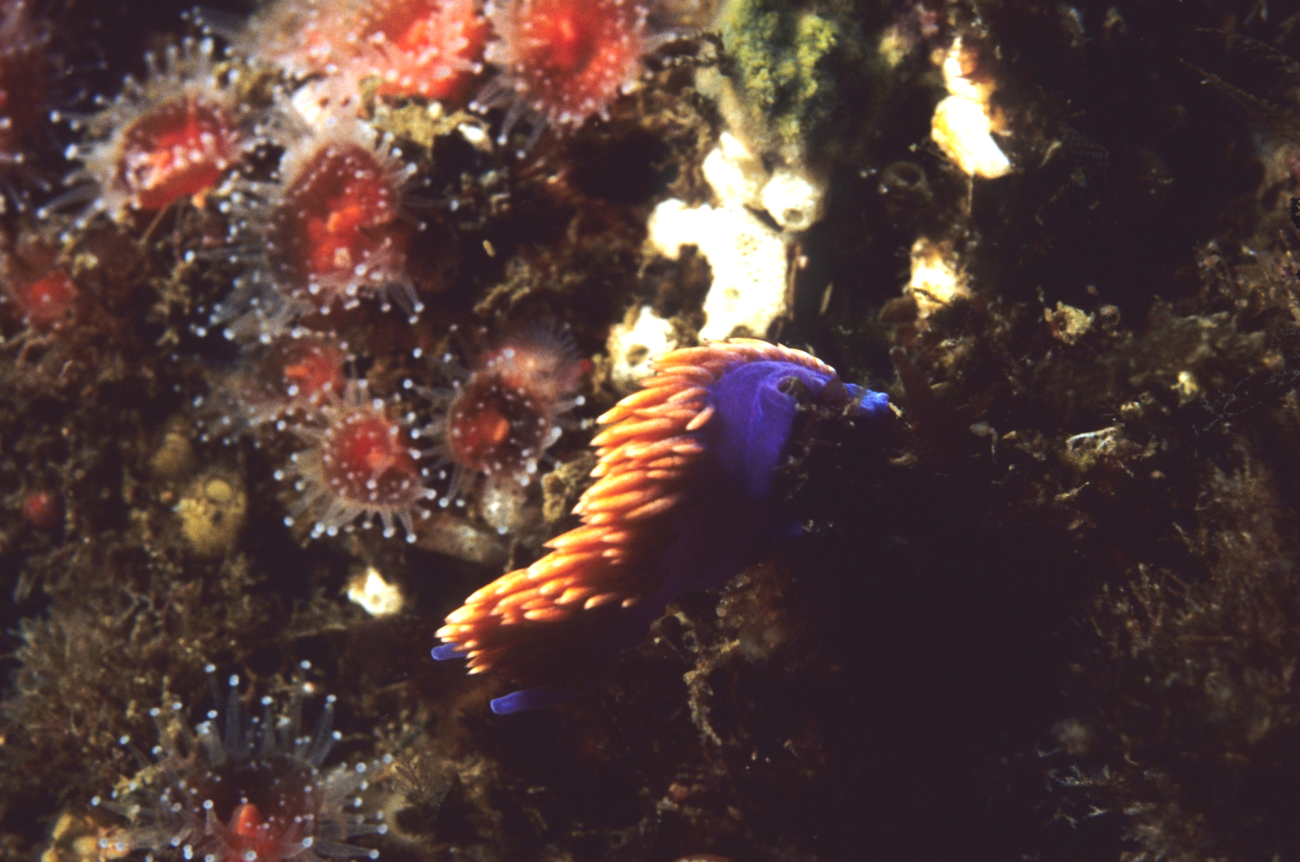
[435, 339, 836, 684]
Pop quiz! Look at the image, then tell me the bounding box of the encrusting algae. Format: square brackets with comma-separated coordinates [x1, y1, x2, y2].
[3, 0, 1300, 860]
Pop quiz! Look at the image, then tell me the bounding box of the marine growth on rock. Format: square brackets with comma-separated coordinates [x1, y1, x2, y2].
[6, 1, 1299, 861]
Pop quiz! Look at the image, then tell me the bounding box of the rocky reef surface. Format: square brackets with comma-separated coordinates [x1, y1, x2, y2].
[4, 0, 1300, 860]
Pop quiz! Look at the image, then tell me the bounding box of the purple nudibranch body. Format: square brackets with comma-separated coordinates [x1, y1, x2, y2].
[433, 339, 889, 713]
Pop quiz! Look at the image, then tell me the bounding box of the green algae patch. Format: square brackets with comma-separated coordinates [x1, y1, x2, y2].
[715, 0, 857, 157]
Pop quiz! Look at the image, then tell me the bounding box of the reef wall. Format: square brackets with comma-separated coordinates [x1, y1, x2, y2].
[4, 0, 1300, 860]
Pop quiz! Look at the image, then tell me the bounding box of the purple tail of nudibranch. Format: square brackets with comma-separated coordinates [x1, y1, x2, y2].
[433, 339, 889, 713]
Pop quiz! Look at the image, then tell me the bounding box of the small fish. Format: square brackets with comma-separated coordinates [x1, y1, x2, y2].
[433, 339, 890, 713]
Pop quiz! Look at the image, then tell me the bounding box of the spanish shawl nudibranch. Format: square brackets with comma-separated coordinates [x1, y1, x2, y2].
[433, 339, 890, 713]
